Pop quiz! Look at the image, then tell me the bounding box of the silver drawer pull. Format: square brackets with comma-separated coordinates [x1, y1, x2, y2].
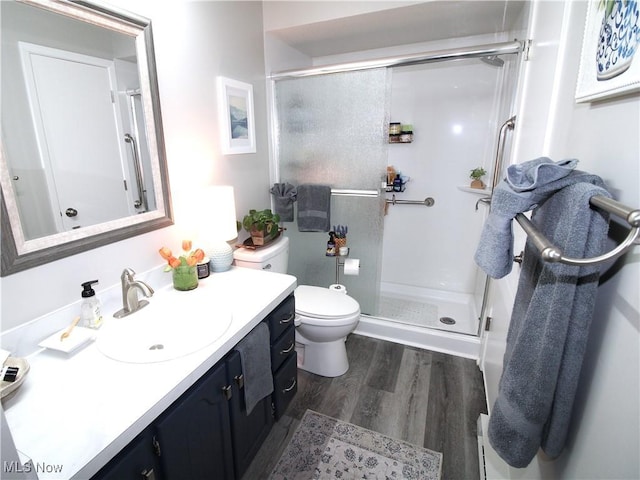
[282, 378, 296, 393]
[279, 312, 295, 325]
[141, 468, 156, 480]
[280, 342, 295, 355]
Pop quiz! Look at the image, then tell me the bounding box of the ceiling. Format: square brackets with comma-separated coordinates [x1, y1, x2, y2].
[267, 1, 528, 58]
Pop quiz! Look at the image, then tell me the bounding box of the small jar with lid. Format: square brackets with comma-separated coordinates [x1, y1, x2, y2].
[389, 122, 401, 135]
[400, 125, 413, 143]
[389, 122, 401, 143]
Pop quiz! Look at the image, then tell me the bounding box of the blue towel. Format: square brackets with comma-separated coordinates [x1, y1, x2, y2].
[297, 184, 331, 232]
[270, 183, 297, 222]
[235, 323, 273, 415]
[487, 179, 611, 468]
[474, 158, 601, 279]
[506, 157, 578, 192]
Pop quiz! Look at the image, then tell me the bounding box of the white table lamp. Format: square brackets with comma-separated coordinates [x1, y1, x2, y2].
[200, 186, 237, 272]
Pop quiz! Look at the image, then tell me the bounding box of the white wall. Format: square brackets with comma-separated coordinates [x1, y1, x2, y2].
[1, 1, 272, 331]
[483, 1, 640, 478]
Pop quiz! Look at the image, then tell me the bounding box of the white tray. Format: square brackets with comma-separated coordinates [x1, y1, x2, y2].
[1, 357, 30, 399]
[38, 327, 96, 354]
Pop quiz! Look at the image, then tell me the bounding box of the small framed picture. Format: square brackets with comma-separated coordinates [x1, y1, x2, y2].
[217, 76, 256, 154]
[575, 0, 640, 103]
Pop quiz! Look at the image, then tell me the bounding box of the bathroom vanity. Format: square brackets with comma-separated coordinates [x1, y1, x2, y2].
[1, 267, 297, 479]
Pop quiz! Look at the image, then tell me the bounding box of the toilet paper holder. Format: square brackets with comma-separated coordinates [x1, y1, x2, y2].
[334, 255, 359, 285]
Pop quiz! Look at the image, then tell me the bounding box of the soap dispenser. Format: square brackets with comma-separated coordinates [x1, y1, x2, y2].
[80, 280, 103, 329]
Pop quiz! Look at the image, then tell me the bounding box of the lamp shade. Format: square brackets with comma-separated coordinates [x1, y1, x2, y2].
[200, 186, 237, 272]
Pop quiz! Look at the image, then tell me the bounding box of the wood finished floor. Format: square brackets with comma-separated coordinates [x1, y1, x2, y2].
[242, 334, 488, 480]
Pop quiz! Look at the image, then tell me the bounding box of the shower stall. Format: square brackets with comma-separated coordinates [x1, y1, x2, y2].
[271, 40, 522, 356]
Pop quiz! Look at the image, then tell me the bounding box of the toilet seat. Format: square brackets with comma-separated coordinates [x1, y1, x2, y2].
[295, 285, 360, 321]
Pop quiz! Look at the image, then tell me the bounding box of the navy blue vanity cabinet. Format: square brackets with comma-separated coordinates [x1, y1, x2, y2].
[226, 349, 274, 479]
[266, 294, 298, 419]
[153, 360, 235, 480]
[91, 295, 297, 480]
[92, 427, 163, 480]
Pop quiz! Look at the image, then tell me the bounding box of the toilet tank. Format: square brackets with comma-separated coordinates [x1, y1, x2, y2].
[233, 235, 289, 274]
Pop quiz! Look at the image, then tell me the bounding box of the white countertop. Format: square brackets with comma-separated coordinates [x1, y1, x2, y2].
[2, 267, 297, 479]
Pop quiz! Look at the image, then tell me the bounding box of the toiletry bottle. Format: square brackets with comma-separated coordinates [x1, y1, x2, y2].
[393, 174, 403, 192]
[80, 280, 103, 329]
[326, 233, 336, 256]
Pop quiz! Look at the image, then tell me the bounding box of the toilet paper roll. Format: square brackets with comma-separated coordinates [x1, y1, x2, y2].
[329, 284, 347, 294]
[343, 258, 360, 276]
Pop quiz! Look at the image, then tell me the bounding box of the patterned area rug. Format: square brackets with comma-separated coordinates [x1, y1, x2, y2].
[269, 410, 442, 480]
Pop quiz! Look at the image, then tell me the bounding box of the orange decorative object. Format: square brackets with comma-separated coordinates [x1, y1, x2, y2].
[158, 240, 205, 278]
[193, 248, 205, 263]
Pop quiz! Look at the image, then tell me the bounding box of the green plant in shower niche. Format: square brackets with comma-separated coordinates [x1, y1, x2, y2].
[469, 167, 487, 180]
[469, 167, 487, 189]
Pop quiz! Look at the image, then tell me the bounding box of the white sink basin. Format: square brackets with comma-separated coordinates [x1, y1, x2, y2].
[96, 287, 233, 363]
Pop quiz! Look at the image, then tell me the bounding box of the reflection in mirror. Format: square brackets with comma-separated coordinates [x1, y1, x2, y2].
[1, 0, 172, 276]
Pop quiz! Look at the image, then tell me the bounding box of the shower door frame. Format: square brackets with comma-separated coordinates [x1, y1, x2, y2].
[269, 39, 524, 340]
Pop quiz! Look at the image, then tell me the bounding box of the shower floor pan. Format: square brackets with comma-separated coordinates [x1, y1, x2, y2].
[354, 288, 481, 360]
[377, 291, 477, 335]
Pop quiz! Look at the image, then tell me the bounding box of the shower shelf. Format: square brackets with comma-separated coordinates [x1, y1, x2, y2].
[457, 185, 491, 195]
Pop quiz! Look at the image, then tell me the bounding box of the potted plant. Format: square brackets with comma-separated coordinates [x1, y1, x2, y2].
[242, 209, 280, 246]
[469, 167, 487, 189]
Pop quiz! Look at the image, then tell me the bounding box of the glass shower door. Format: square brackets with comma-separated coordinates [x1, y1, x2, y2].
[274, 69, 389, 315]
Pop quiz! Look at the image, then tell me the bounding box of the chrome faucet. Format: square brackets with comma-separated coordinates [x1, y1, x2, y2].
[113, 268, 154, 318]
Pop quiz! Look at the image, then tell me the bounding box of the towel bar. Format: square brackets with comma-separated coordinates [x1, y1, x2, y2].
[515, 196, 640, 266]
[331, 189, 379, 197]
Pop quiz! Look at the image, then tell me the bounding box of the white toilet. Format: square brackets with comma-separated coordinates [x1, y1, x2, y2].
[233, 236, 361, 377]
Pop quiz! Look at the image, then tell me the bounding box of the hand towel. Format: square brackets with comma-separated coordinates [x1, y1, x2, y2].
[473, 157, 604, 279]
[487, 179, 611, 468]
[270, 183, 297, 222]
[235, 323, 273, 415]
[297, 184, 331, 232]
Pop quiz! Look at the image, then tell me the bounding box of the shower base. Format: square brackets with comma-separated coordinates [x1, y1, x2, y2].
[353, 285, 481, 359]
[377, 287, 478, 335]
[354, 315, 480, 360]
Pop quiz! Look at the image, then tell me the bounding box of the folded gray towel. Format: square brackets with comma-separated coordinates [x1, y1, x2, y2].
[270, 183, 297, 222]
[474, 158, 605, 279]
[488, 180, 611, 468]
[235, 323, 273, 415]
[297, 184, 331, 232]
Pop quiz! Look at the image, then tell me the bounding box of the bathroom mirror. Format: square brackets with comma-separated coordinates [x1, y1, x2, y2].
[0, 0, 172, 276]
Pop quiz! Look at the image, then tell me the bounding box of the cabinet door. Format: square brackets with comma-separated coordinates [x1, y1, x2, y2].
[226, 350, 274, 479]
[92, 428, 161, 480]
[272, 352, 298, 420]
[153, 362, 234, 480]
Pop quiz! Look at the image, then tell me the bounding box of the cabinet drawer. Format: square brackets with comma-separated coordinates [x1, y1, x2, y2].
[271, 326, 295, 372]
[266, 294, 295, 342]
[272, 352, 297, 420]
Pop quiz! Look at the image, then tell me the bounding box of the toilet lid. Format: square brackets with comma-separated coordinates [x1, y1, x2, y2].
[295, 285, 360, 318]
